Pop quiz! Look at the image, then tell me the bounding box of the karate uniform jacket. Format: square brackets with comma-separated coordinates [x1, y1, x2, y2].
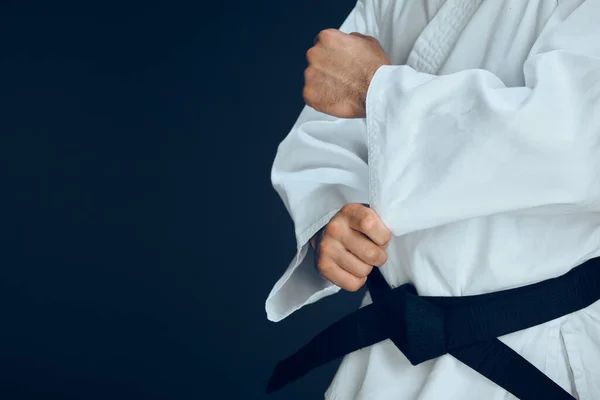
[266, 0, 600, 398]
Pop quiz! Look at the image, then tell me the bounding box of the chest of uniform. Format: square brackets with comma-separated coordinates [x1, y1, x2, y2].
[377, 0, 557, 86]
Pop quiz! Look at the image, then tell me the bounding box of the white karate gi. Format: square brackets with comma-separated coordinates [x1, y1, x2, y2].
[266, 0, 600, 398]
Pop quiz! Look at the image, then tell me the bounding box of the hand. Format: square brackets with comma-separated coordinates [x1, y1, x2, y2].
[312, 203, 391, 291]
[303, 29, 391, 119]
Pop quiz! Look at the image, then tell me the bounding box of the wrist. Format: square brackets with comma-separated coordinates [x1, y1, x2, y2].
[360, 63, 389, 115]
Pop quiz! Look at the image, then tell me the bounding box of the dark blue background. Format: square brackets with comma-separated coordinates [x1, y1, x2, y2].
[0, 1, 366, 399]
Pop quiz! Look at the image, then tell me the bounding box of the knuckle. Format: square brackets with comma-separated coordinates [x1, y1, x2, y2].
[364, 246, 387, 266]
[369, 247, 379, 260]
[316, 258, 333, 275]
[360, 215, 377, 232]
[304, 66, 316, 81]
[365, 247, 379, 263]
[305, 47, 316, 63]
[302, 86, 314, 105]
[340, 203, 359, 215]
[340, 204, 352, 215]
[319, 29, 335, 40]
[326, 219, 345, 238]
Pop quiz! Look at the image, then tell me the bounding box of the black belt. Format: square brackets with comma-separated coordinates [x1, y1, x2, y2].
[266, 257, 600, 399]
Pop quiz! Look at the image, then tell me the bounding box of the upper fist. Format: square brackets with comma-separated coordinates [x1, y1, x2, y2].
[312, 203, 392, 291]
[303, 29, 391, 119]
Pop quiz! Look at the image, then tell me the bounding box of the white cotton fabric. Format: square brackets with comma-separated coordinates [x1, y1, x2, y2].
[266, 0, 600, 398]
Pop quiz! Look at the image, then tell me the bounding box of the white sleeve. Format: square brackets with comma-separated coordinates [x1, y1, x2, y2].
[366, 0, 600, 237]
[265, 0, 379, 322]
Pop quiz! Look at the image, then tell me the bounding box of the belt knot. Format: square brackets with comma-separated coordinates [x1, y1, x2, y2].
[377, 283, 446, 365]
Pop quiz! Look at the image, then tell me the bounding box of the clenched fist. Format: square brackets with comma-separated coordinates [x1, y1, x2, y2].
[303, 29, 391, 118]
[311, 203, 391, 291]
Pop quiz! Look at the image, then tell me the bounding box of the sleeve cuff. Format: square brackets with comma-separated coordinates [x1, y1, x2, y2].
[265, 210, 342, 322]
[365, 64, 396, 210]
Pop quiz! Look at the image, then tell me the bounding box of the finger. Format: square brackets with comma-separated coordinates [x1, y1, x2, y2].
[331, 247, 373, 277]
[317, 258, 366, 292]
[342, 205, 391, 246]
[341, 230, 388, 267]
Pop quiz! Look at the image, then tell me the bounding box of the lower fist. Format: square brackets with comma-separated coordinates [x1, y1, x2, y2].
[312, 203, 391, 291]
